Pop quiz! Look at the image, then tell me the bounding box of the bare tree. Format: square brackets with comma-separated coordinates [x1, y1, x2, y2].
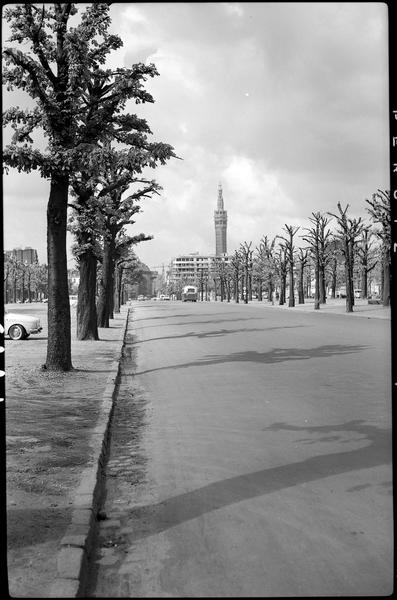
[275, 244, 288, 306]
[230, 251, 242, 303]
[328, 203, 364, 312]
[365, 190, 391, 306]
[356, 227, 378, 299]
[296, 247, 309, 304]
[302, 213, 332, 310]
[239, 242, 253, 303]
[277, 225, 300, 307]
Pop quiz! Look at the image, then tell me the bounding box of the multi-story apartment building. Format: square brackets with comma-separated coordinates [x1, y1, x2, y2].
[169, 252, 229, 286]
[5, 246, 39, 264]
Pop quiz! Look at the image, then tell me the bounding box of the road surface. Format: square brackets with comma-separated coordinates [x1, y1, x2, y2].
[86, 300, 393, 597]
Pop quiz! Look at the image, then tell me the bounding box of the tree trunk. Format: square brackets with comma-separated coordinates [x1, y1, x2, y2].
[345, 241, 353, 312]
[234, 274, 239, 303]
[97, 238, 115, 328]
[77, 250, 99, 340]
[298, 265, 305, 304]
[288, 265, 295, 307]
[331, 258, 337, 298]
[279, 275, 286, 305]
[113, 266, 122, 314]
[314, 258, 320, 310]
[319, 264, 326, 303]
[268, 280, 273, 303]
[46, 174, 72, 371]
[361, 268, 367, 299]
[383, 259, 390, 307]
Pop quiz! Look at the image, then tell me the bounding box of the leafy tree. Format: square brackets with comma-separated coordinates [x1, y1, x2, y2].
[113, 246, 139, 312]
[365, 190, 391, 306]
[68, 71, 175, 338]
[2, 4, 112, 368]
[2, 3, 165, 369]
[94, 169, 161, 327]
[328, 203, 364, 312]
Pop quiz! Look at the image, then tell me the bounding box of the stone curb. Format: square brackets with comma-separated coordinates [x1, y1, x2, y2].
[49, 308, 130, 598]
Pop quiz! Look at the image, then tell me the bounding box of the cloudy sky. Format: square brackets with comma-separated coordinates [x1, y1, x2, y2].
[2, 2, 390, 272]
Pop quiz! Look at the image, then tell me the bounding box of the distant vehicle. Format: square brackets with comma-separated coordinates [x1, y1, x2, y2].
[159, 294, 171, 301]
[182, 285, 198, 302]
[137, 295, 145, 301]
[5, 310, 43, 340]
[151, 296, 158, 301]
[354, 289, 362, 298]
[41, 298, 48, 303]
[336, 286, 346, 298]
[69, 295, 78, 307]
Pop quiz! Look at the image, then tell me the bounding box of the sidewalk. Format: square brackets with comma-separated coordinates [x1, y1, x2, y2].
[5, 306, 129, 598]
[242, 297, 391, 320]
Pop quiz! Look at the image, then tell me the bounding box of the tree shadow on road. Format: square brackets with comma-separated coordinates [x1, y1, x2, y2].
[136, 324, 308, 344]
[117, 419, 391, 543]
[135, 343, 368, 375]
[132, 316, 264, 329]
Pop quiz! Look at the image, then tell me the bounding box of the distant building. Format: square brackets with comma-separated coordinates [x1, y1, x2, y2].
[5, 246, 39, 264]
[169, 252, 229, 285]
[168, 183, 230, 288]
[214, 183, 227, 255]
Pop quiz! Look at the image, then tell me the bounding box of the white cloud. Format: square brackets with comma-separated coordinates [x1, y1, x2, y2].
[222, 2, 245, 18]
[2, 2, 389, 271]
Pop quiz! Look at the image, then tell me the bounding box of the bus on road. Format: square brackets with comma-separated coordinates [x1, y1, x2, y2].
[182, 285, 198, 302]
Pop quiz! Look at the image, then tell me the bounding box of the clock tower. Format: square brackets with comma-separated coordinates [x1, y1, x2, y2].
[214, 183, 227, 255]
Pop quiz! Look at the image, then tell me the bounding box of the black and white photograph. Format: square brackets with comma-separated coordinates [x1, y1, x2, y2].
[2, 2, 393, 597]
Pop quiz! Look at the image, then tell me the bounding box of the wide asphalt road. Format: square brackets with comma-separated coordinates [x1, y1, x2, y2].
[87, 299, 392, 597]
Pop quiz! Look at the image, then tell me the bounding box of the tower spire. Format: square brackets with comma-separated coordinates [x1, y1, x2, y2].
[214, 183, 227, 255]
[217, 182, 224, 210]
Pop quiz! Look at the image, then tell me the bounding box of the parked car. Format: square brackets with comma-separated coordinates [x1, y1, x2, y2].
[5, 310, 43, 340]
[159, 294, 171, 301]
[137, 295, 145, 301]
[41, 298, 48, 303]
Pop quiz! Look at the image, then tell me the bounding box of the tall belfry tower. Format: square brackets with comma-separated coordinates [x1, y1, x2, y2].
[214, 183, 227, 255]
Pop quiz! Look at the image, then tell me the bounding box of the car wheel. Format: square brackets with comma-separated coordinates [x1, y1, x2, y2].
[8, 324, 26, 340]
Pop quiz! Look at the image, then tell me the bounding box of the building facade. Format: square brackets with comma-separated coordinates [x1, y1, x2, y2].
[168, 253, 230, 285]
[5, 246, 39, 264]
[167, 184, 230, 295]
[214, 183, 227, 255]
